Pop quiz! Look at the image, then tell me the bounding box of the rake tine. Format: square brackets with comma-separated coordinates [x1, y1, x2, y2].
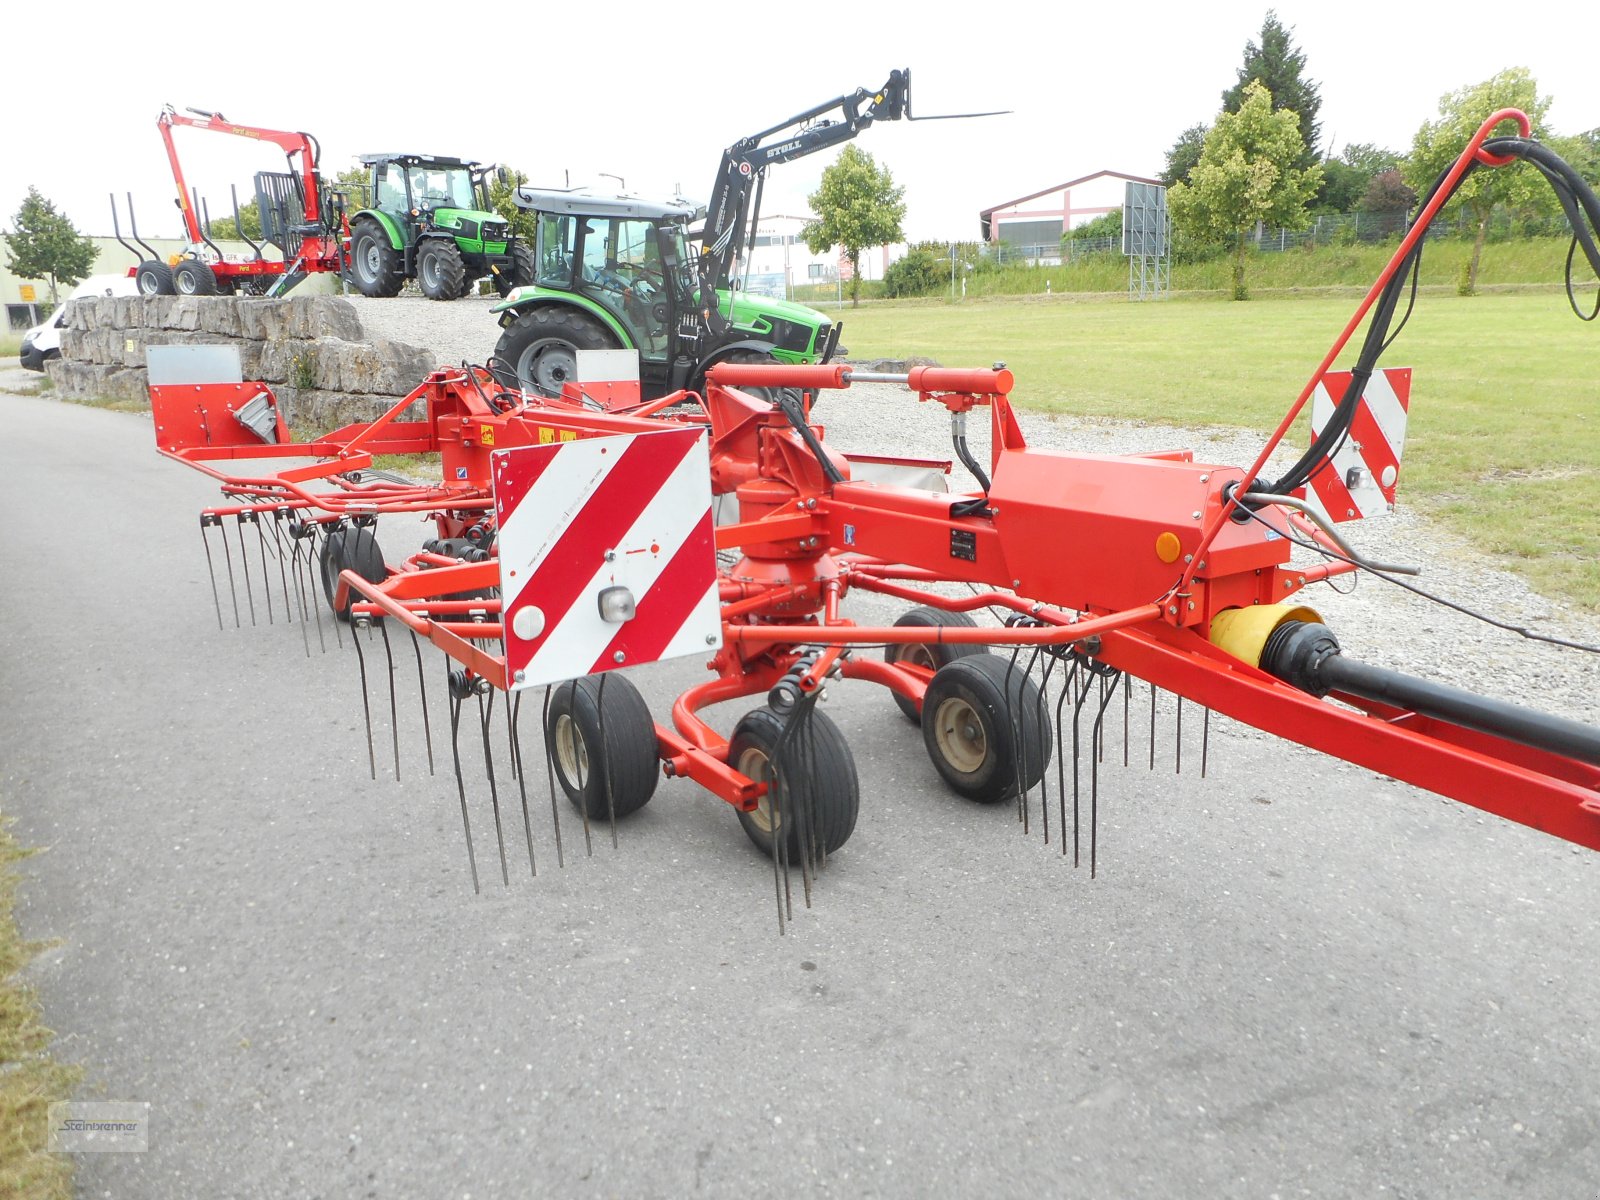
[408, 629, 435, 775]
[476, 690, 510, 886]
[1123, 674, 1130, 767]
[1054, 660, 1080, 857]
[284, 519, 311, 658]
[302, 536, 327, 653]
[1069, 660, 1097, 869]
[506, 687, 519, 782]
[1003, 650, 1026, 829]
[232, 514, 256, 626]
[447, 692, 480, 894]
[541, 685, 565, 869]
[1202, 707, 1211, 779]
[198, 515, 226, 631]
[1090, 672, 1124, 880]
[314, 527, 344, 651]
[1176, 697, 1184, 775]
[378, 621, 401, 782]
[597, 674, 619, 851]
[269, 509, 295, 625]
[1149, 683, 1156, 770]
[510, 692, 537, 877]
[1033, 649, 1062, 846]
[351, 621, 377, 780]
[250, 511, 275, 625]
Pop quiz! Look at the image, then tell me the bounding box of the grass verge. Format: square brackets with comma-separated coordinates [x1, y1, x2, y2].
[0, 821, 79, 1199]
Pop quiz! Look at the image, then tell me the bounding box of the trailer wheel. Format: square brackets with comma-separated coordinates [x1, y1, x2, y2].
[348, 217, 404, 298]
[729, 705, 859, 860]
[173, 259, 218, 296]
[884, 607, 991, 724]
[418, 240, 467, 301]
[135, 260, 176, 296]
[318, 526, 387, 621]
[545, 674, 660, 820]
[495, 308, 617, 398]
[921, 655, 1051, 804]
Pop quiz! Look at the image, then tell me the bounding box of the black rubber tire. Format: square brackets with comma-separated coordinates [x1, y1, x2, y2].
[921, 655, 1052, 804]
[348, 217, 405, 298]
[454, 268, 480, 299]
[417, 239, 467, 301]
[318, 526, 387, 621]
[545, 673, 660, 820]
[173, 258, 218, 296]
[135, 260, 175, 296]
[506, 243, 536, 290]
[494, 307, 618, 397]
[884, 607, 992, 724]
[729, 705, 859, 860]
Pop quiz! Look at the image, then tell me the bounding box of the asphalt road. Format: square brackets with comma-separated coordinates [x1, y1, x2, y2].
[3, 390, 1599, 1199]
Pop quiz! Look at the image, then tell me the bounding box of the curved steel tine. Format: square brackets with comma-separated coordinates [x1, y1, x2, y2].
[408, 630, 434, 775]
[541, 685, 565, 869]
[477, 690, 509, 886]
[1090, 672, 1124, 880]
[448, 691, 480, 894]
[351, 621, 376, 780]
[510, 692, 537, 877]
[379, 621, 400, 782]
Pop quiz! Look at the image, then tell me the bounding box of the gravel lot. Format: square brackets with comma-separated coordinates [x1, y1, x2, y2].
[345, 292, 1600, 724]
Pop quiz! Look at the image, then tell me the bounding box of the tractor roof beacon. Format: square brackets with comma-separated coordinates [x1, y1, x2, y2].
[346, 153, 534, 302]
[488, 69, 996, 403]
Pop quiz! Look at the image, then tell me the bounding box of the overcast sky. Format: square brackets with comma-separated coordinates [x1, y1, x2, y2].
[6, 2, 1596, 246]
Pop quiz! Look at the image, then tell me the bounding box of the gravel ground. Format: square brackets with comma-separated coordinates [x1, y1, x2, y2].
[344, 293, 1600, 724]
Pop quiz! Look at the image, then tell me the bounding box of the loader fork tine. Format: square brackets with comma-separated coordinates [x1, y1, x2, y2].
[447, 692, 480, 894]
[1089, 671, 1123, 880]
[541, 685, 565, 869]
[476, 690, 510, 887]
[408, 630, 434, 776]
[199, 514, 226, 631]
[351, 621, 376, 780]
[232, 514, 257, 626]
[510, 693, 537, 878]
[378, 621, 400, 782]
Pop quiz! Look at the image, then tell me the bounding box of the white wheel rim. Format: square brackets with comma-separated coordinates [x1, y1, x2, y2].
[932, 697, 987, 774]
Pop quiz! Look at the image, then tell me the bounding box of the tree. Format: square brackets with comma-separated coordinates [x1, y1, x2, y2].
[1406, 68, 1551, 294]
[4, 188, 99, 305]
[1221, 10, 1322, 171]
[207, 198, 262, 242]
[1315, 143, 1405, 213]
[1168, 81, 1322, 300]
[487, 166, 537, 243]
[802, 146, 905, 307]
[1162, 124, 1209, 187]
[1360, 169, 1416, 217]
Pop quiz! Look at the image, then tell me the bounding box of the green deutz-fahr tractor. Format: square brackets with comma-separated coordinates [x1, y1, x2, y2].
[490, 189, 841, 400]
[345, 154, 535, 300]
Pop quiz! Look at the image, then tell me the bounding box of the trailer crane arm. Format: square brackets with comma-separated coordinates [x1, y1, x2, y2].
[157, 105, 329, 246]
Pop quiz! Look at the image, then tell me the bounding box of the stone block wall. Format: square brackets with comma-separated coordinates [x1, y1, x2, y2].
[46, 296, 438, 431]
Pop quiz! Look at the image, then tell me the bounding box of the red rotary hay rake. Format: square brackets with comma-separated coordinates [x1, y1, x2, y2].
[151, 110, 1600, 928]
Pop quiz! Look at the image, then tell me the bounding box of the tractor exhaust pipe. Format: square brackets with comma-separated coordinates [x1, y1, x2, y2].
[1259, 620, 1600, 767]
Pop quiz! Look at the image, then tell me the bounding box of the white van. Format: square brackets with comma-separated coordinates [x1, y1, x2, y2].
[19, 273, 139, 371]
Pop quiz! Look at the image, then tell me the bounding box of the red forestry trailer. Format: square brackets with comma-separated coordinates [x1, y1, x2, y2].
[113, 105, 347, 299]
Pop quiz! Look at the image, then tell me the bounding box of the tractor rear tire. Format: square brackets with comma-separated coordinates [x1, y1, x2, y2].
[349, 217, 404, 298]
[136, 260, 176, 296]
[884, 607, 992, 724]
[418, 240, 467, 301]
[545, 673, 660, 821]
[494, 307, 618, 398]
[318, 525, 387, 621]
[729, 705, 859, 860]
[921, 655, 1051, 804]
[174, 259, 218, 296]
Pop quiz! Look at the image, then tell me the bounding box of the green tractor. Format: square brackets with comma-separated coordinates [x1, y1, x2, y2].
[490, 189, 840, 400]
[345, 154, 535, 301]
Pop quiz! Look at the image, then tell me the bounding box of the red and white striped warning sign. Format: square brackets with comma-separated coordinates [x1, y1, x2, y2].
[1305, 366, 1411, 523]
[492, 428, 721, 690]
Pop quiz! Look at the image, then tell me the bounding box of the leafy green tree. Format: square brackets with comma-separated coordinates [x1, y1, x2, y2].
[1222, 10, 1322, 171]
[802, 146, 905, 307]
[487, 166, 537, 243]
[207, 198, 262, 241]
[882, 247, 946, 298]
[1162, 124, 1209, 187]
[1360, 169, 1415, 216]
[330, 164, 371, 212]
[1406, 68, 1551, 294]
[1339, 143, 1402, 176]
[4, 187, 99, 305]
[1168, 81, 1322, 300]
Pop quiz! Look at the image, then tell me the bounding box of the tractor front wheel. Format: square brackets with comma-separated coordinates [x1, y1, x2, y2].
[498, 243, 536, 296]
[729, 705, 859, 861]
[418, 240, 467, 301]
[174, 259, 218, 296]
[494, 308, 617, 397]
[545, 674, 660, 821]
[921, 655, 1051, 803]
[348, 218, 404, 298]
[135, 260, 175, 296]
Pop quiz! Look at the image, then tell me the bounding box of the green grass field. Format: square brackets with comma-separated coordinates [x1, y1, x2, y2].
[835, 287, 1600, 610]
